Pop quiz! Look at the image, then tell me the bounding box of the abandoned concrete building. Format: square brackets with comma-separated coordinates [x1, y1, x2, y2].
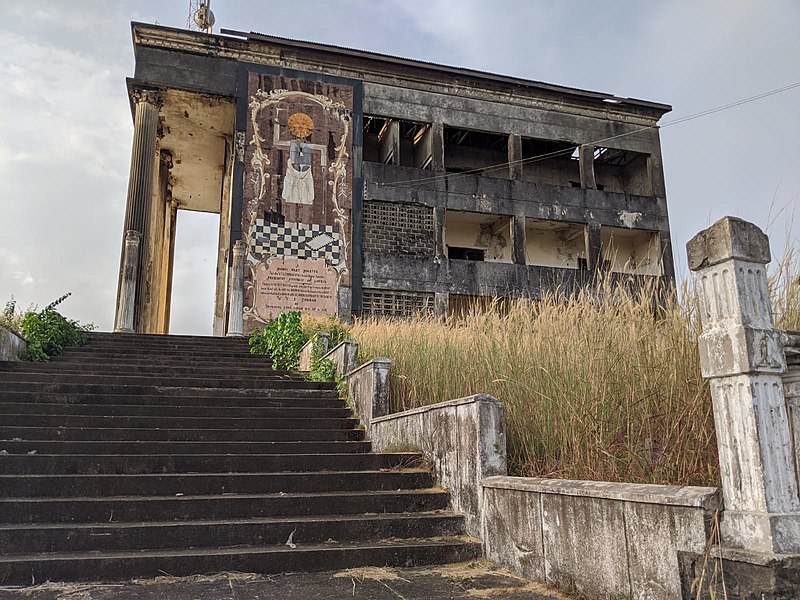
[114, 22, 675, 335]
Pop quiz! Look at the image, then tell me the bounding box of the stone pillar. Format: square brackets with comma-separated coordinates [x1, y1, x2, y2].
[434, 292, 449, 318]
[508, 134, 523, 180]
[115, 88, 162, 332]
[433, 206, 447, 262]
[114, 231, 141, 334]
[687, 216, 800, 554]
[431, 122, 445, 172]
[578, 144, 596, 190]
[226, 239, 246, 337]
[511, 214, 526, 265]
[586, 223, 602, 271]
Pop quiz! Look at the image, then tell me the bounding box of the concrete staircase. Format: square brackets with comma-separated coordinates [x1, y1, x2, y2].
[0, 332, 479, 585]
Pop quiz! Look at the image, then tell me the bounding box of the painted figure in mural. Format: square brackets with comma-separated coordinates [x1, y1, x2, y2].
[282, 112, 315, 205]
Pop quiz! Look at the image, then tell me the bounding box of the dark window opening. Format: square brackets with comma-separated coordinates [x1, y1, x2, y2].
[577, 257, 589, 270]
[363, 115, 432, 169]
[593, 147, 653, 196]
[448, 246, 485, 261]
[521, 137, 580, 187]
[443, 126, 509, 178]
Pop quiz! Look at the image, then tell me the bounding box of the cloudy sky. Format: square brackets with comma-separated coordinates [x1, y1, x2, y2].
[1, 1, 798, 334]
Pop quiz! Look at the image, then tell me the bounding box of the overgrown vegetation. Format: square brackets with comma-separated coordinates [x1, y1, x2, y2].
[1, 298, 24, 335]
[15, 293, 94, 361]
[249, 311, 350, 381]
[351, 242, 800, 486]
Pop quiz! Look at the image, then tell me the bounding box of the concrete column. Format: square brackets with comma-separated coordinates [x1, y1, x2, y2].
[114, 230, 141, 334]
[508, 134, 523, 180]
[687, 216, 800, 554]
[434, 292, 449, 318]
[433, 206, 447, 261]
[586, 223, 602, 271]
[226, 239, 247, 337]
[115, 88, 162, 333]
[431, 122, 445, 172]
[511, 215, 526, 265]
[578, 145, 596, 190]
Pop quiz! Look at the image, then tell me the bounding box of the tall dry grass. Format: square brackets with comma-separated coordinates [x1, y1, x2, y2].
[352, 278, 718, 486]
[351, 240, 800, 486]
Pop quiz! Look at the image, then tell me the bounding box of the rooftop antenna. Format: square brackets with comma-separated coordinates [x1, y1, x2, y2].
[188, 0, 215, 34]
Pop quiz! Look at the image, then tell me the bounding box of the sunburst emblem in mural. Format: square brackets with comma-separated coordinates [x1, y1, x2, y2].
[287, 112, 314, 138]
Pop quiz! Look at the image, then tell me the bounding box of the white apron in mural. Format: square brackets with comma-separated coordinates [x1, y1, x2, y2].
[281, 160, 314, 205]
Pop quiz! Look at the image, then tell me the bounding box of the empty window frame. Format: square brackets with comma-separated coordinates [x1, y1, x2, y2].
[363, 116, 433, 169]
[593, 148, 653, 196]
[445, 210, 513, 264]
[520, 137, 580, 187]
[600, 227, 662, 275]
[443, 126, 509, 178]
[524, 219, 587, 269]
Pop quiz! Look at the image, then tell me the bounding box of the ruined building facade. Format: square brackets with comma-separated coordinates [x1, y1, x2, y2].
[115, 23, 674, 335]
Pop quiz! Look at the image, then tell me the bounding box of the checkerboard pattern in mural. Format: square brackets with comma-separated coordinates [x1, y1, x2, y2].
[249, 219, 342, 265]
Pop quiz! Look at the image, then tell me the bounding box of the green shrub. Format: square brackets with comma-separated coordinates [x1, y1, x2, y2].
[21, 293, 94, 362]
[308, 355, 337, 382]
[249, 310, 309, 371]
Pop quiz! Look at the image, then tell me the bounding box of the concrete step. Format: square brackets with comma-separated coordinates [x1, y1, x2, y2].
[51, 354, 273, 368]
[0, 372, 316, 389]
[0, 538, 481, 585]
[0, 414, 358, 430]
[87, 332, 251, 344]
[0, 440, 371, 456]
[0, 379, 336, 395]
[0, 488, 447, 523]
[0, 391, 343, 408]
[0, 386, 338, 399]
[0, 469, 433, 498]
[0, 401, 351, 419]
[1, 513, 465, 554]
[60, 348, 266, 359]
[0, 426, 364, 442]
[0, 361, 280, 377]
[0, 451, 422, 475]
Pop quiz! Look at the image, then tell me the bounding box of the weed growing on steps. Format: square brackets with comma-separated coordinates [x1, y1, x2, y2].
[18, 293, 94, 362]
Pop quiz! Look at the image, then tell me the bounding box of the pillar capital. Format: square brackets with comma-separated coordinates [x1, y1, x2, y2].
[124, 229, 142, 244]
[687, 216, 771, 271]
[131, 87, 163, 109]
[232, 238, 247, 256]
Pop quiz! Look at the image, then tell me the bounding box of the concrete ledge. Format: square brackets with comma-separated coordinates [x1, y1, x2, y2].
[299, 333, 329, 371]
[323, 340, 359, 376]
[371, 394, 506, 537]
[482, 475, 719, 599]
[0, 326, 26, 361]
[482, 476, 721, 509]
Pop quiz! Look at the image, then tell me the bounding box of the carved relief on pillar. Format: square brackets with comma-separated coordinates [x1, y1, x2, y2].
[131, 88, 163, 109]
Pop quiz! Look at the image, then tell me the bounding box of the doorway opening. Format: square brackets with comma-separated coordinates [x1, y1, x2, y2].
[168, 210, 220, 335]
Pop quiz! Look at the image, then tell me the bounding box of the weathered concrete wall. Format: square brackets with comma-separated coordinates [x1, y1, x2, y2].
[370, 394, 507, 537]
[783, 332, 800, 486]
[482, 477, 720, 600]
[323, 340, 359, 376]
[0, 326, 26, 360]
[346, 358, 391, 432]
[298, 333, 330, 372]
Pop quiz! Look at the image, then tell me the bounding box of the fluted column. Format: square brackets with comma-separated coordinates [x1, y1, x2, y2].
[114, 231, 141, 333]
[226, 240, 247, 337]
[114, 88, 162, 333]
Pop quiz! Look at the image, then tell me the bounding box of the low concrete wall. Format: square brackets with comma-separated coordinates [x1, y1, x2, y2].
[346, 358, 391, 432]
[370, 394, 507, 537]
[298, 333, 329, 371]
[323, 340, 359, 376]
[482, 476, 720, 600]
[0, 326, 26, 360]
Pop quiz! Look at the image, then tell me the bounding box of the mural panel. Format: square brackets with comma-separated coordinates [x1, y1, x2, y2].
[241, 72, 354, 332]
